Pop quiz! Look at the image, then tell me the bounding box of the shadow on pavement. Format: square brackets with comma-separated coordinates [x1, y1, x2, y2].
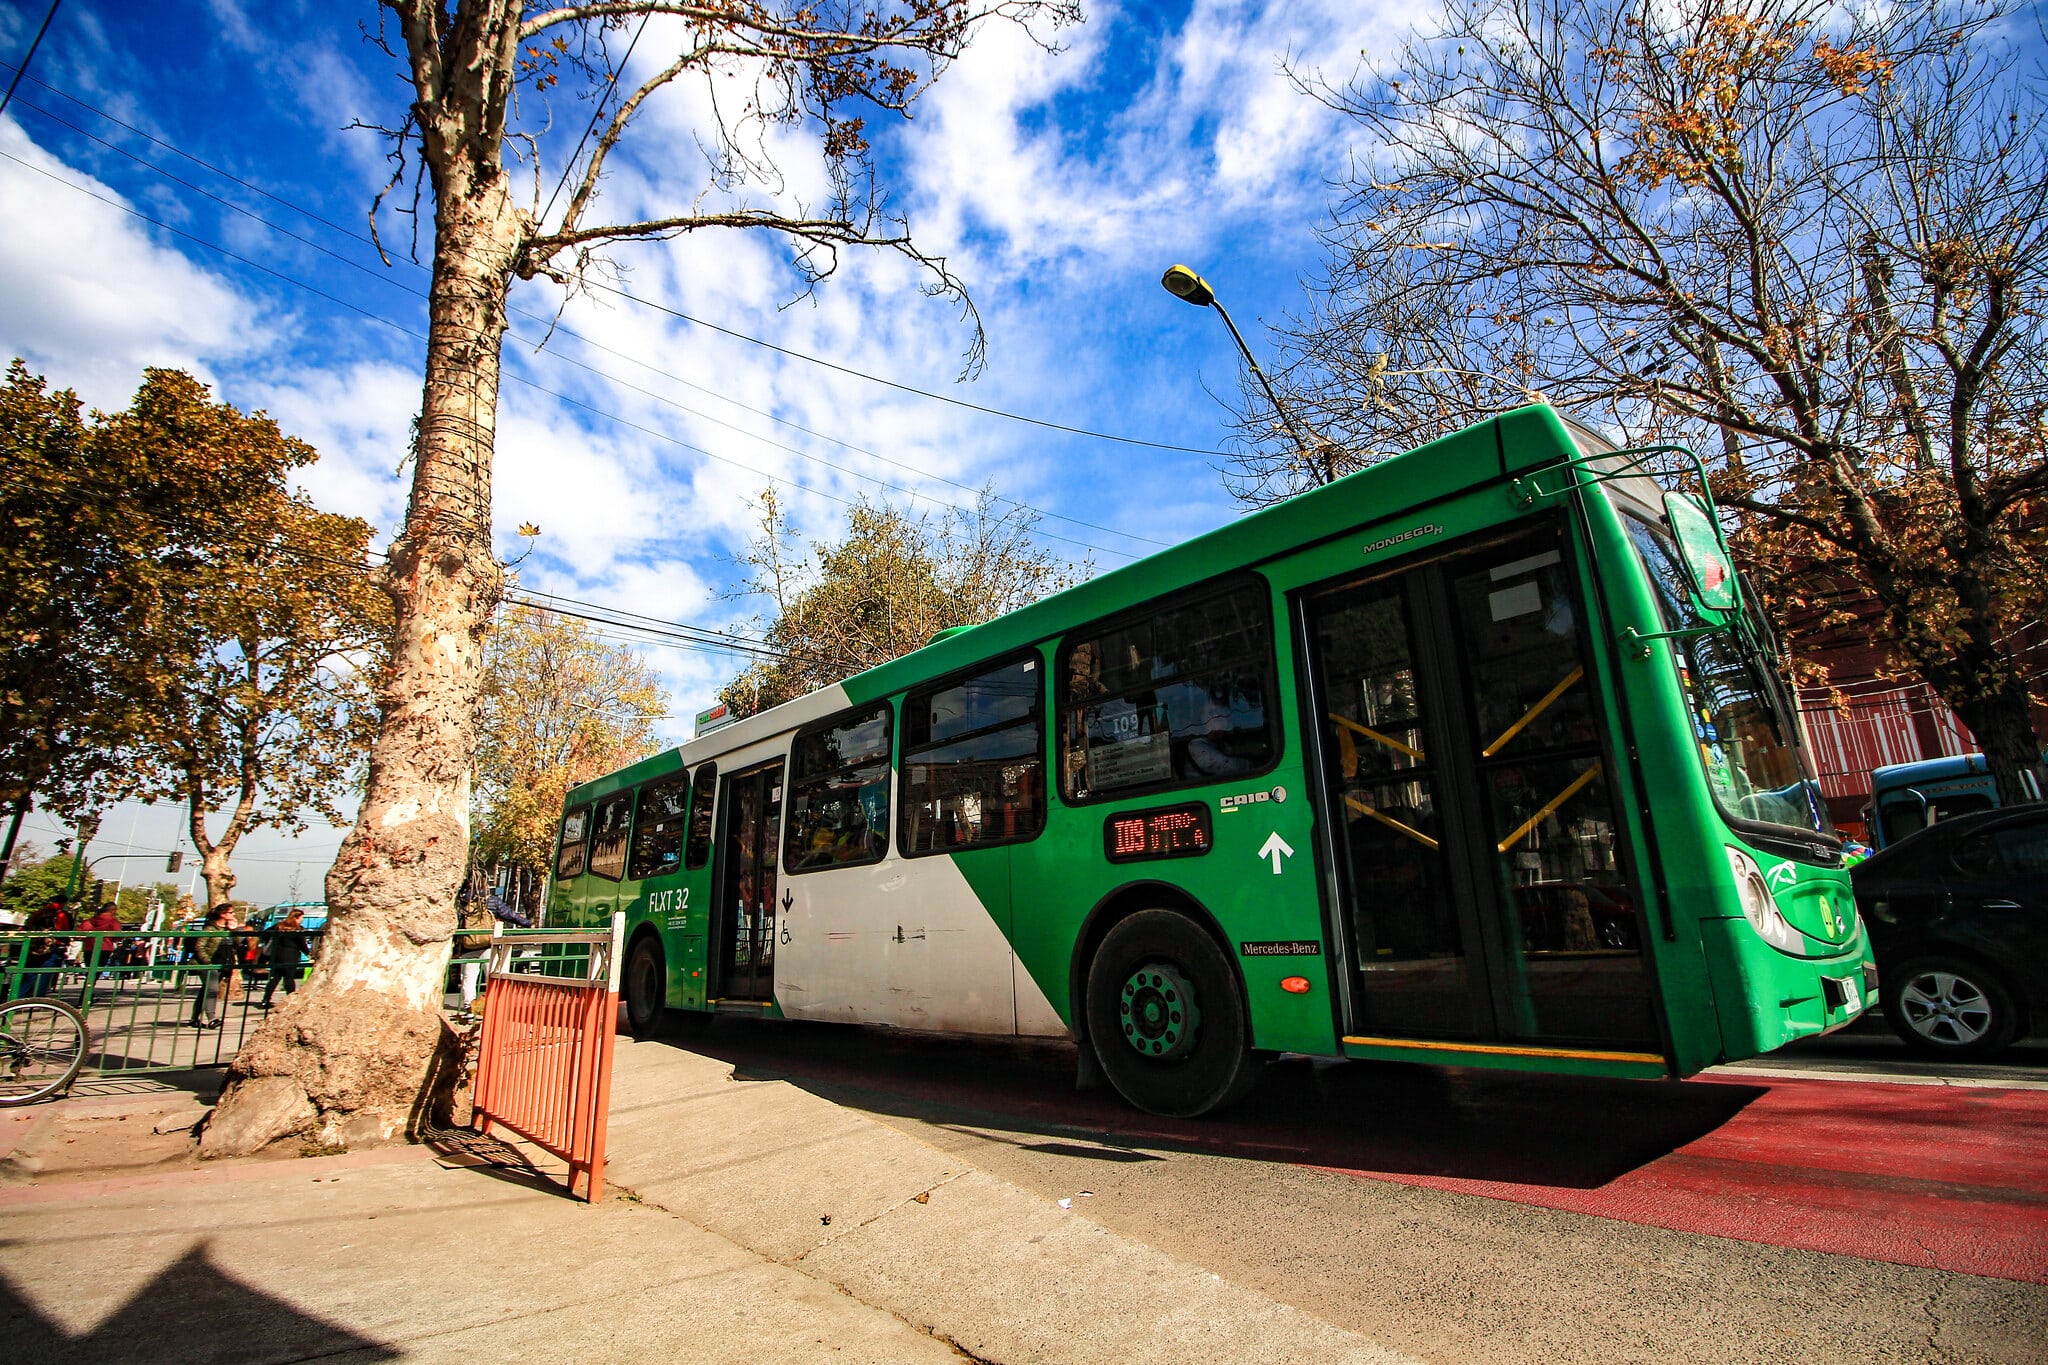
[0, 1242, 397, 1364]
[658, 1017, 1765, 1190]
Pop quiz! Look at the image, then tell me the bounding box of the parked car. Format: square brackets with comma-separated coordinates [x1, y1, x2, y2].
[1851, 804, 2048, 1057]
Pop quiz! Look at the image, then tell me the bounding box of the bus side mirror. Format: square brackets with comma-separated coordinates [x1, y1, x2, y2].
[1664, 493, 1740, 614]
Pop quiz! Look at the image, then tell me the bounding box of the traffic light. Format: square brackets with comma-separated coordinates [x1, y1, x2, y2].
[166, 851, 183, 873]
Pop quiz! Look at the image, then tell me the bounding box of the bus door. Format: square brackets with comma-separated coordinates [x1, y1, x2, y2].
[712, 760, 783, 1003]
[1302, 525, 1660, 1052]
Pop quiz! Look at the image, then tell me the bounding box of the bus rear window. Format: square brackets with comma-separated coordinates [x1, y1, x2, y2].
[588, 793, 632, 880]
[556, 804, 590, 879]
[629, 773, 691, 880]
[683, 763, 717, 870]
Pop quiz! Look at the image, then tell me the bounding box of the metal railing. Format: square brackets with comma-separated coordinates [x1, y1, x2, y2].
[470, 915, 623, 1203]
[1, 929, 322, 1077]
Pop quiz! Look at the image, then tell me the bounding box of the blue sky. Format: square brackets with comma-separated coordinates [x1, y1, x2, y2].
[0, 0, 1428, 899]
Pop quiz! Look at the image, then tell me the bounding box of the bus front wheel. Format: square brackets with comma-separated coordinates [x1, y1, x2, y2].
[625, 937, 667, 1039]
[1085, 910, 1260, 1118]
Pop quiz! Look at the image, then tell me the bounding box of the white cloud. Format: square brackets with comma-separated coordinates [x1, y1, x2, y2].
[0, 117, 261, 409]
[248, 359, 420, 535]
[906, 0, 1430, 276]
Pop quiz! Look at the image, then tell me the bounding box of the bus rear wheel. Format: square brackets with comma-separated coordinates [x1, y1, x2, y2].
[1085, 910, 1260, 1118]
[625, 937, 667, 1039]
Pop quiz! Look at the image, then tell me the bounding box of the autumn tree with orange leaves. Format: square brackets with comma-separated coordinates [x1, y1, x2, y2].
[1258, 0, 2048, 802]
[469, 606, 665, 890]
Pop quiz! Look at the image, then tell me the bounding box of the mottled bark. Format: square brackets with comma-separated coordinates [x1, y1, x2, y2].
[208, 2, 526, 1151]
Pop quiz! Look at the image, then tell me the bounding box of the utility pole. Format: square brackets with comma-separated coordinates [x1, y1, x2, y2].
[0, 798, 27, 873]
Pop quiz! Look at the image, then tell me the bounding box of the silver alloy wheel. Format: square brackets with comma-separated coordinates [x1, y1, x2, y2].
[1897, 970, 1994, 1047]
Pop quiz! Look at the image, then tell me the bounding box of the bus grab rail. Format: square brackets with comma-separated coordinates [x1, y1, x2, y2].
[469, 914, 624, 1204]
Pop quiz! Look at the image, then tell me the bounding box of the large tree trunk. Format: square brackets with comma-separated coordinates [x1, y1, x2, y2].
[199, 848, 235, 913]
[1949, 683, 2047, 807]
[204, 159, 524, 1155]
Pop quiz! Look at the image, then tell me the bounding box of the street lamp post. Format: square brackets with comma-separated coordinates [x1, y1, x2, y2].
[1161, 264, 1337, 485]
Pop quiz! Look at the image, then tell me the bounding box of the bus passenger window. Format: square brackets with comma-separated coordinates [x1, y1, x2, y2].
[902, 654, 1045, 855]
[628, 773, 692, 880]
[785, 704, 893, 871]
[683, 763, 718, 870]
[1057, 580, 1277, 801]
[556, 805, 591, 879]
[588, 793, 632, 881]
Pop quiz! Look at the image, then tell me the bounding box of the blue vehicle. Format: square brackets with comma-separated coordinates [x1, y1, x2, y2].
[1867, 756, 1998, 850]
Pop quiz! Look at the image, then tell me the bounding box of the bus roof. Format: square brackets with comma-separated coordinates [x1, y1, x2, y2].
[565, 404, 1589, 806]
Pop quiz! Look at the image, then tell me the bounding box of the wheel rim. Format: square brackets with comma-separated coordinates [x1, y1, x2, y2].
[0, 1004, 84, 1101]
[1899, 970, 1993, 1046]
[1118, 963, 1200, 1061]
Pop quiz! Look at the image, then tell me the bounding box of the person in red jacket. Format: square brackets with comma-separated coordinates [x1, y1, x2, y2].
[82, 904, 123, 983]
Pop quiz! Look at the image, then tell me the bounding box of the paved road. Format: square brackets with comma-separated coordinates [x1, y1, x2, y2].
[649, 1016, 2047, 1364]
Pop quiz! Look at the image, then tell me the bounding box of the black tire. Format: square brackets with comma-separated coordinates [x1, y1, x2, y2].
[0, 996, 88, 1106]
[1084, 910, 1261, 1118]
[1882, 954, 2021, 1058]
[624, 936, 667, 1039]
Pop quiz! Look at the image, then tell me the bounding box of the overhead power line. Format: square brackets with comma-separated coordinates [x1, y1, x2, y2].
[0, 141, 1139, 565]
[7, 70, 1204, 517]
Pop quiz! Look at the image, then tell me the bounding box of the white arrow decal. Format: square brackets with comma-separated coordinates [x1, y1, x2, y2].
[1258, 831, 1295, 874]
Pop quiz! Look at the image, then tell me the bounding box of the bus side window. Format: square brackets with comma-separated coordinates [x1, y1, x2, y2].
[1056, 579, 1277, 802]
[629, 772, 692, 880]
[785, 704, 893, 871]
[902, 653, 1045, 855]
[556, 804, 591, 879]
[683, 763, 718, 870]
[588, 792, 632, 881]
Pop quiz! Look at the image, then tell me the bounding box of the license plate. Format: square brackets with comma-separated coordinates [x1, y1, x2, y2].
[1822, 974, 1863, 1014]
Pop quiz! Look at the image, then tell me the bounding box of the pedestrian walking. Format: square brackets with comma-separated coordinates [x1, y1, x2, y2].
[452, 875, 533, 1021]
[188, 906, 236, 1028]
[259, 909, 309, 1007]
[82, 903, 122, 986]
[15, 896, 73, 999]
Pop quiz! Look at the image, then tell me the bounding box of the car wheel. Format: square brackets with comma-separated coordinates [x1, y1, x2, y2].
[1084, 910, 1262, 1118]
[1881, 955, 2021, 1058]
[625, 936, 667, 1039]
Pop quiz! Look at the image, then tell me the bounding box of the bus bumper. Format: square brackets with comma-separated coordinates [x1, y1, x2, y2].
[1700, 917, 1877, 1061]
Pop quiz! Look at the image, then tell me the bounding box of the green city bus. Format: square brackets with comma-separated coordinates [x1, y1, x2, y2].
[547, 405, 1873, 1116]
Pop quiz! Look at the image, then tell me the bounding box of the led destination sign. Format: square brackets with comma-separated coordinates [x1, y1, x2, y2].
[1104, 803, 1213, 863]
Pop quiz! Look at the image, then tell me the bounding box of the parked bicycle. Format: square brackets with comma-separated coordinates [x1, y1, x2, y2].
[0, 996, 88, 1105]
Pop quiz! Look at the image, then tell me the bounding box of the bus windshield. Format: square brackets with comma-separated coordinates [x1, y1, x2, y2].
[1623, 515, 1831, 839]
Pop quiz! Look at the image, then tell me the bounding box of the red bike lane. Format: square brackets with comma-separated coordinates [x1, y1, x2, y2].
[1309, 1075, 2048, 1284]
[672, 1021, 2048, 1285]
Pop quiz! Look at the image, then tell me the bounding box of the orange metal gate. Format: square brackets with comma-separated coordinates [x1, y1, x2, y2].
[470, 914, 624, 1203]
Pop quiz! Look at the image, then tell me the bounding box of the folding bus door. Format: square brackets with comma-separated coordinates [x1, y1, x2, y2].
[1303, 524, 1660, 1052]
[712, 760, 783, 1003]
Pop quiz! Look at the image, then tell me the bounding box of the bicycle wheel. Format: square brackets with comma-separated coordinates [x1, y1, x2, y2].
[0, 997, 88, 1105]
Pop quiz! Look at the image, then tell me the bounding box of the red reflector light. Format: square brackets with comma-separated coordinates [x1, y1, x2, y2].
[1280, 976, 1311, 994]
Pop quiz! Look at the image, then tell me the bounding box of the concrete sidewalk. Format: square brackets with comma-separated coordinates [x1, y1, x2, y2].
[0, 1037, 1416, 1364]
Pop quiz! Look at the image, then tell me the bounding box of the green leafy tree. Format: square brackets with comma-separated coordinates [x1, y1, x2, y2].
[93, 501, 388, 913]
[0, 855, 71, 922]
[470, 607, 665, 894]
[1261, 0, 2048, 800]
[0, 363, 307, 816]
[720, 487, 1088, 716]
[213, 0, 1078, 1156]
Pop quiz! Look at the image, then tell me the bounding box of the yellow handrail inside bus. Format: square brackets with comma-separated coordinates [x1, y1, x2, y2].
[1482, 666, 1584, 757]
[1344, 796, 1440, 849]
[1328, 713, 1423, 760]
[1495, 760, 1603, 853]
